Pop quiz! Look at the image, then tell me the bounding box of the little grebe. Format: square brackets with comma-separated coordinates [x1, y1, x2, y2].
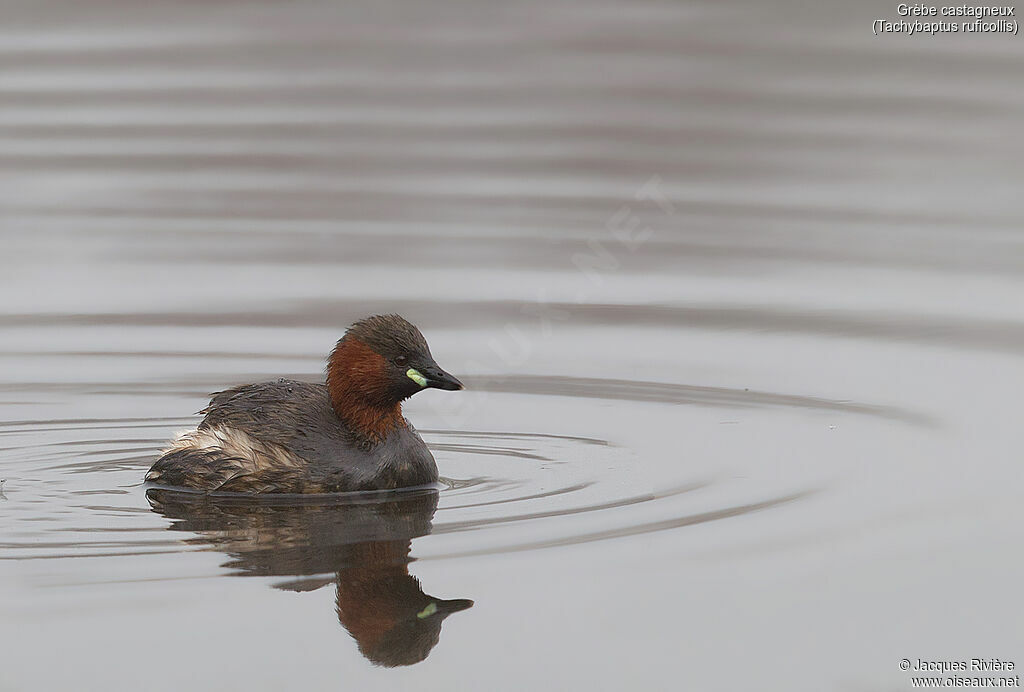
[146, 314, 463, 493]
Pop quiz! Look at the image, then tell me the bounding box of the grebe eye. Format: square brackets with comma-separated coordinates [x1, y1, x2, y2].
[394, 355, 409, 366]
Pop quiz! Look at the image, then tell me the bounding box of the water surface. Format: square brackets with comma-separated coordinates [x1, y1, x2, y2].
[2, 1, 1023, 690]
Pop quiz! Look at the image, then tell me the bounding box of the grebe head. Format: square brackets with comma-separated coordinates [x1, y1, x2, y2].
[327, 314, 463, 418]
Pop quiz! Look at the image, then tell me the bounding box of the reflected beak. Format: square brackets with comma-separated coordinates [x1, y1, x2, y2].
[426, 598, 475, 618]
[436, 597, 474, 615]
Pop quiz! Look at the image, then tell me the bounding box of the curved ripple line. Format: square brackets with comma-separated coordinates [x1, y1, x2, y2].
[441, 481, 594, 510]
[429, 442, 552, 462]
[466, 375, 932, 425]
[432, 481, 710, 534]
[424, 429, 610, 446]
[426, 491, 813, 560]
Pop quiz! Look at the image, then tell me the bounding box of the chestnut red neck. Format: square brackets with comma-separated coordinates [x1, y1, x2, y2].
[326, 338, 405, 442]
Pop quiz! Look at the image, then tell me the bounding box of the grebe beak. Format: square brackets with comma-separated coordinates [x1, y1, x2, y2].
[420, 364, 464, 391]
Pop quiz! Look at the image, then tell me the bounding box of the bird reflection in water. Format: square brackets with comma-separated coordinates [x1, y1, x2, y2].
[146, 486, 473, 667]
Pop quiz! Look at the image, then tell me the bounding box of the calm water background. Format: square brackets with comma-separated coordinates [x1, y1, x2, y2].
[2, 1, 1023, 690]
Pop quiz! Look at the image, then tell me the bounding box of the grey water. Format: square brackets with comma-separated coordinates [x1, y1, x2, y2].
[2, 0, 1023, 690]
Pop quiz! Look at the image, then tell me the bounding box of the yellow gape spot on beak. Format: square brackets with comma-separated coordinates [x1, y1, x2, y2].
[406, 368, 428, 387]
[417, 603, 438, 619]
